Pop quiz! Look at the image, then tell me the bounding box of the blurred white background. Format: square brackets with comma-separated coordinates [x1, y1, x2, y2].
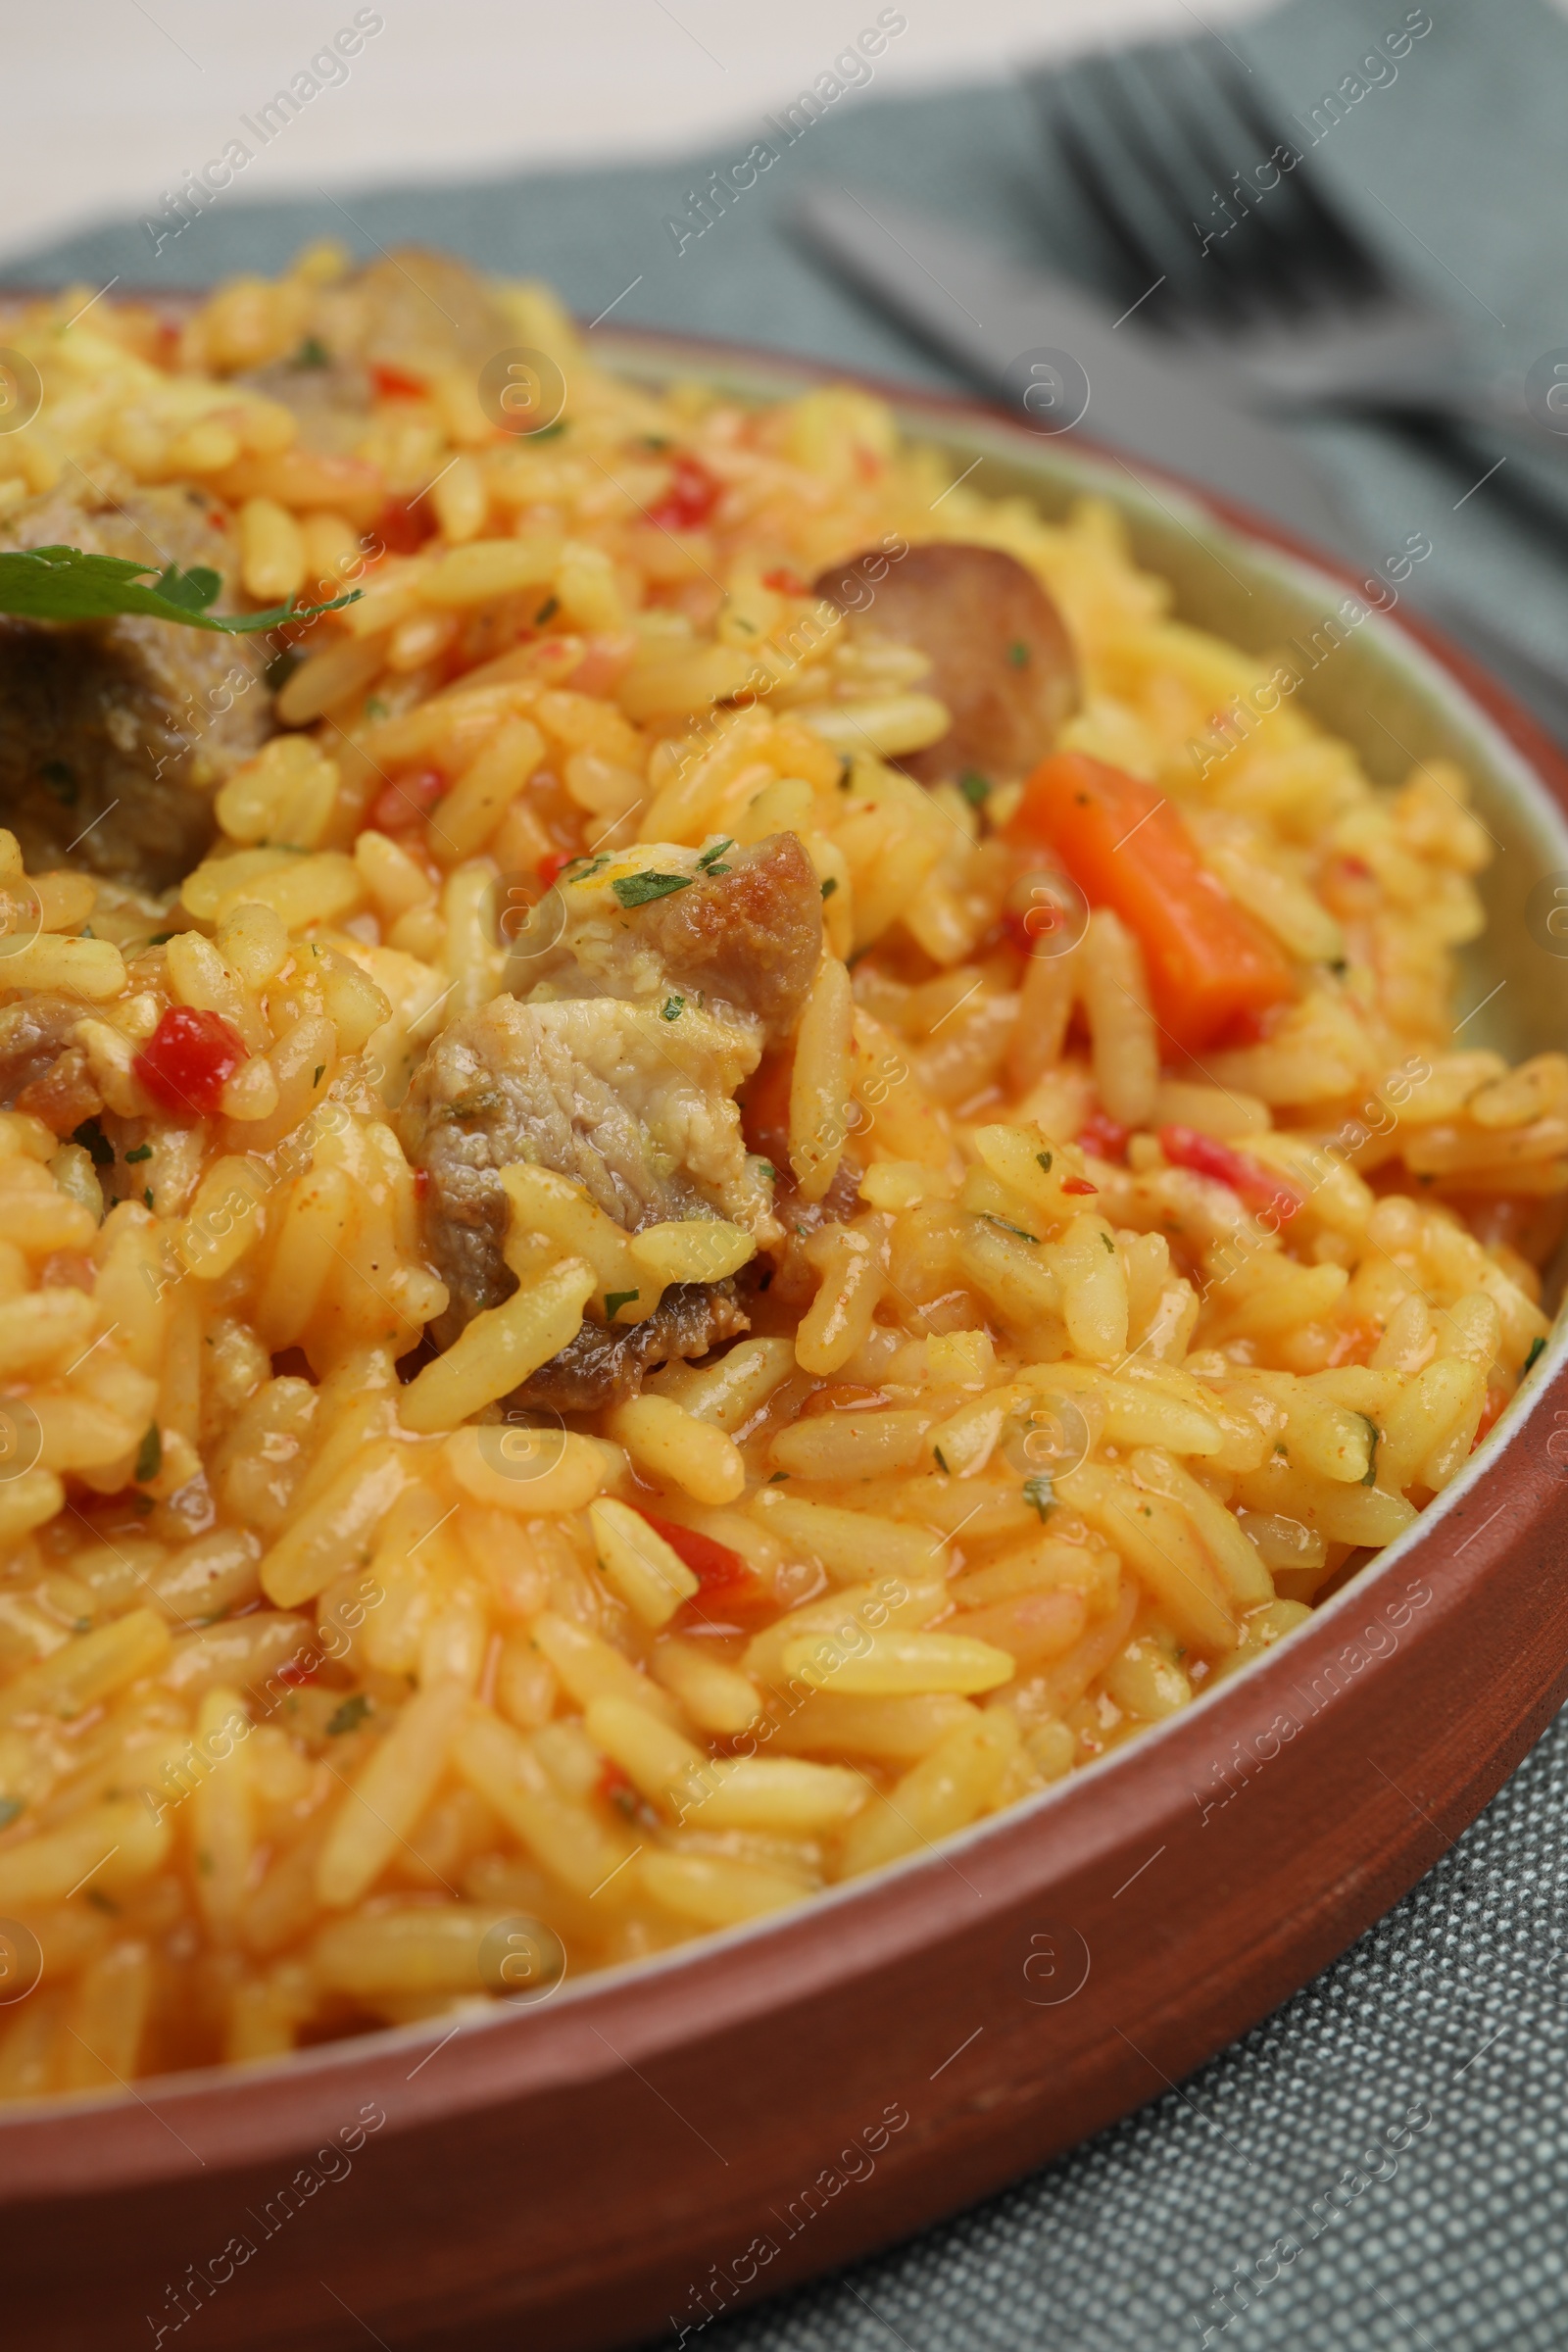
[0, 0, 1271, 261]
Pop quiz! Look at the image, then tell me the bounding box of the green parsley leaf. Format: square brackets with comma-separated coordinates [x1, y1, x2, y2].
[612, 870, 694, 908]
[531, 420, 567, 440]
[533, 595, 560, 626]
[143, 1187, 155, 1208]
[605, 1289, 640, 1319]
[1357, 1413, 1382, 1488]
[820, 875, 839, 900]
[0, 1795, 22, 1831]
[313, 1065, 325, 1087]
[134, 1424, 162, 1484]
[363, 694, 390, 720]
[641, 434, 671, 452]
[1036, 1151, 1053, 1173]
[1023, 1474, 1054, 1521]
[696, 837, 734, 873]
[72, 1117, 114, 1168]
[958, 770, 992, 807]
[1006, 639, 1029, 667]
[756, 1161, 776, 1181]
[661, 995, 684, 1021]
[291, 334, 331, 368]
[1101, 1231, 1115, 1254]
[981, 1212, 1038, 1245]
[124, 1143, 152, 1163]
[768, 1470, 790, 1484]
[1525, 1335, 1547, 1375]
[326, 1692, 371, 1737]
[0, 545, 363, 636]
[264, 647, 302, 693]
[933, 1446, 950, 1474]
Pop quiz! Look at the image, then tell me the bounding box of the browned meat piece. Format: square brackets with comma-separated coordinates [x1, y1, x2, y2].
[239, 251, 518, 449]
[813, 542, 1078, 789]
[516, 1283, 750, 1414]
[513, 832, 822, 1042]
[400, 833, 823, 1408]
[0, 482, 270, 889]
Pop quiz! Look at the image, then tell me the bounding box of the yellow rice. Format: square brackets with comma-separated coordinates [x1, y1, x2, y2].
[0, 242, 1556, 2091]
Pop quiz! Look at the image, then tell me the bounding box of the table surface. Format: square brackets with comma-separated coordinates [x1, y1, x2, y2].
[9, 5, 1568, 2346]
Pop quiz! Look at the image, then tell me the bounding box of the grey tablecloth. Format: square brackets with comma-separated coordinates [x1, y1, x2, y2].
[14, 3, 1568, 2342]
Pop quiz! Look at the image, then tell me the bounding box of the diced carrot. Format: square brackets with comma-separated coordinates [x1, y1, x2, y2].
[370, 362, 429, 402]
[1005, 753, 1297, 1052]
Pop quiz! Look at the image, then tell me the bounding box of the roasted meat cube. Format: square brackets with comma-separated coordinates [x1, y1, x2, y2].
[0, 481, 270, 890]
[399, 833, 823, 1408]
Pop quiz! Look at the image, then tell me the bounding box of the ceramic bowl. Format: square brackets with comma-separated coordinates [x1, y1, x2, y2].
[5, 335, 1567, 2352]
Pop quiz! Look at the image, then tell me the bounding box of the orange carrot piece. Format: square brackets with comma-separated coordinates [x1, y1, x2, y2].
[1004, 752, 1296, 1052]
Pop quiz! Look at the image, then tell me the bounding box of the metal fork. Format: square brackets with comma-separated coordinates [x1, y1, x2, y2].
[1021, 39, 1536, 437]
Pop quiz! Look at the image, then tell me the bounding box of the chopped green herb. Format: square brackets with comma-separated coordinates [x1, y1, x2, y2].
[313, 1065, 325, 1087]
[1006, 639, 1029, 668]
[0, 1795, 21, 1831]
[981, 1212, 1038, 1245]
[124, 1143, 152, 1163]
[135, 1424, 162, 1484]
[605, 1289, 640, 1319]
[696, 837, 734, 870]
[820, 876, 839, 900]
[326, 1692, 371, 1737]
[147, 931, 176, 947]
[1274, 1441, 1289, 1459]
[958, 770, 992, 807]
[291, 334, 331, 369]
[196, 1848, 214, 1875]
[562, 854, 611, 882]
[768, 1470, 790, 1484]
[756, 1160, 776, 1181]
[0, 544, 362, 635]
[1023, 1474, 1054, 1521]
[264, 647, 302, 694]
[143, 1188, 155, 1209]
[1329, 956, 1348, 976]
[641, 434, 671, 452]
[612, 870, 693, 908]
[1525, 1335, 1547, 1375]
[1036, 1151, 1054, 1173]
[662, 995, 685, 1021]
[1358, 1413, 1382, 1488]
[933, 1446, 950, 1474]
[363, 694, 390, 720]
[73, 1117, 114, 1168]
[533, 595, 560, 626]
[1101, 1231, 1115, 1254]
[85, 1887, 119, 1914]
[79, 923, 94, 939]
[531, 420, 567, 440]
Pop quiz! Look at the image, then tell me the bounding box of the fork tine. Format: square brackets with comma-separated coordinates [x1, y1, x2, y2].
[1043, 96, 1181, 318]
[1214, 64, 1392, 302]
[1128, 52, 1336, 321]
[1076, 52, 1254, 323]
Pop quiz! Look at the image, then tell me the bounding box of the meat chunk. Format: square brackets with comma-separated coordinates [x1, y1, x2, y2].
[512, 832, 822, 1042]
[518, 1284, 750, 1415]
[0, 481, 270, 889]
[401, 833, 823, 1409]
[400, 992, 773, 1345]
[813, 542, 1078, 789]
